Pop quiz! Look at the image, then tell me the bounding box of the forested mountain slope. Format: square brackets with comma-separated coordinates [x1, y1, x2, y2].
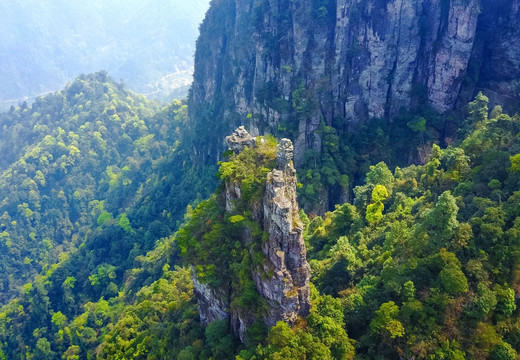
[0, 94, 518, 359]
[1, 0, 520, 358]
[0, 72, 191, 302]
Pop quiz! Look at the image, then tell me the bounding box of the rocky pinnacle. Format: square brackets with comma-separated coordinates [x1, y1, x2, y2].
[276, 138, 293, 170]
[258, 136, 311, 329]
[192, 128, 311, 342]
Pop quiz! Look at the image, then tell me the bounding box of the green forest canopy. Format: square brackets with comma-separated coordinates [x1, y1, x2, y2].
[0, 88, 519, 359]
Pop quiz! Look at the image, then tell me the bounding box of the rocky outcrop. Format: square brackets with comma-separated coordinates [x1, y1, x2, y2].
[468, 1, 520, 110]
[224, 126, 256, 212]
[189, 0, 520, 165]
[191, 271, 230, 325]
[192, 128, 311, 342]
[254, 138, 311, 326]
[225, 125, 257, 154]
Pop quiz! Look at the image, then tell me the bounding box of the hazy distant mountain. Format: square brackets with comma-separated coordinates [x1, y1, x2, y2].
[0, 0, 210, 109]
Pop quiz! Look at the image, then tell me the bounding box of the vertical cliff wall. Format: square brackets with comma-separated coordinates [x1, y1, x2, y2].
[189, 0, 520, 165]
[467, 0, 520, 110]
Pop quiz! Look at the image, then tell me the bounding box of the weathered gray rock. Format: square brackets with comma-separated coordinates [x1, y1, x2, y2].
[192, 269, 229, 325]
[225, 180, 241, 213]
[256, 138, 311, 327]
[189, 0, 520, 165]
[468, 1, 520, 110]
[276, 138, 294, 169]
[225, 125, 256, 154]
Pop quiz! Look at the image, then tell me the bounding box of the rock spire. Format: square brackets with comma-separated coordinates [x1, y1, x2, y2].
[192, 128, 311, 342]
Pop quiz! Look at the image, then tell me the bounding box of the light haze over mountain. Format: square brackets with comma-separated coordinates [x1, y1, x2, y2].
[0, 0, 210, 110]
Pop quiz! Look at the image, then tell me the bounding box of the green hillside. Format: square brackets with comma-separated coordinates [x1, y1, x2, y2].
[0, 72, 189, 302]
[1, 0, 520, 357]
[0, 92, 518, 359]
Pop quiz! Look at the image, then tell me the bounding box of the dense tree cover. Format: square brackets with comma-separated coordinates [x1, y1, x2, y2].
[0, 71, 191, 301]
[0, 71, 216, 358]
[178, 136, 278, 290]
[0, 72, 205, 358]
[0, 131, 352, 359]
[304, 94, 520, 358]
[295, 104, 452, 213]
[0, 88, 519, 359]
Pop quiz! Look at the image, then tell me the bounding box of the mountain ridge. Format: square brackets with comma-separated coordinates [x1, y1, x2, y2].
[0, 1, 520, 358]
[0, 0, 210, 110]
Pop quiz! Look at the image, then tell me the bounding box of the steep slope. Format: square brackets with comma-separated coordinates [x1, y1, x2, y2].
[0, 95, 517, 359]
[302, 97, 520, 358]
[1, 1, 519, 358]
[189, 0, 520, 166]
[0, 130, 352, 360]
[470, 0, 520, 110]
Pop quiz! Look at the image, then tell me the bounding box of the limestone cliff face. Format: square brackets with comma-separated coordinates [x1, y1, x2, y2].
[469, 0, 520, 110]
[192, 128, 311, 342]
[254, 138, 311, 327]
[191, 272, 230, 325]
[189, 0, 520, 164]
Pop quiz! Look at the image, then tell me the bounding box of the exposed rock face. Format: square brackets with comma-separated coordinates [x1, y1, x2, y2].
[192, 129, 311, 342]
[255, 138, 311, 326]
[275, 138, 294, 169]
[469, 1, 520, 110]
[189, 0, 520, 165]
[191, 270, 230, 325]
[225, 125, 257, 154]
